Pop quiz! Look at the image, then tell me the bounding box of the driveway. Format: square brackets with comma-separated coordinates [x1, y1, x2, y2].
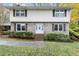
[0, 40, 45, 48]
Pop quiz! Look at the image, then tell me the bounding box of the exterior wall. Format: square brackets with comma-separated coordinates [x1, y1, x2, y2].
[10, 22, 69, 35]
[27, 23, 35, 33]
[44, 23, 52, 33]
[44, 23, 69, 35]
[10, 9, 70, 22]
[11, 23, 14, 31]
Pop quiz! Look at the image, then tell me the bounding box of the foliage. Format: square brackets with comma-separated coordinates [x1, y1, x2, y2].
[0, 6, 9, 34]
[70, 22, 79, 29]
[69, 29, 79, 36]
[59, 3, 79, 23]
[44, 33, 70, 42]
[8, 32, 34, 39]
[73, 27, 79, 32]
[69, 29, 79, 40]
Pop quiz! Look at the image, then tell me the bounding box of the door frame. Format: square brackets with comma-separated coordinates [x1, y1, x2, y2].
[35, 23, 44, 34]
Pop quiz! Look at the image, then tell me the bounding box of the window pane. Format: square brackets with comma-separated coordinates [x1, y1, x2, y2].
[60, 10, 64, 12]
[16, 13, 20, 16]
[16, 10, 19, 12]
[22, 26, 25, 31]
[21, 13, 25, 16]
[17, 24, 21, 31]
[59, 24, 62, 31]
[59, 13, 65, 17]
[21, 10, 25, 12]
[54, 24, 58, 31]
[21, 10, 25, 16]
[55, 10, 65, 17]
[16, 10, 20, 16]
[56, 10, 59, 12]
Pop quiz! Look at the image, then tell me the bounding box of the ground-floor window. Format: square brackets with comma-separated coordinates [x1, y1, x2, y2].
[3, 26, 10, 31]
[53, 23, 66, 32]
[16, 23, 26, 31]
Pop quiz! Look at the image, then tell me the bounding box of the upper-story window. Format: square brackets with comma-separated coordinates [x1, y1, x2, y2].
[53, 10, 67, 17]
[13, 9, 27, 17]
[15, 10, 25, 16]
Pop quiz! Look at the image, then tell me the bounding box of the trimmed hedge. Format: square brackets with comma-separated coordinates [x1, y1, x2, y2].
[8, 32, 34, 39]
[44, 33, 71, 42]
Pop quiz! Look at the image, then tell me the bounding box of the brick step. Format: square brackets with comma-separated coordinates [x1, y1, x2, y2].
[35, 34, 44, 41]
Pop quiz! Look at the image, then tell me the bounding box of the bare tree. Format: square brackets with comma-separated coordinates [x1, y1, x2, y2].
[0, 4, 9, 34]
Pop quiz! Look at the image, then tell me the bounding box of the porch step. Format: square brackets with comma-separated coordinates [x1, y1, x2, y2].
[35, 34, 44, 41]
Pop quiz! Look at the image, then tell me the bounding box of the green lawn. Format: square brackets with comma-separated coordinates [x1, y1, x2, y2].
[0, 41, 79, 56]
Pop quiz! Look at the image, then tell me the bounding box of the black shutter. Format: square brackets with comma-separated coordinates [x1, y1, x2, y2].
[25, 10, 27, 17]
[52, 24, 54, 31]
[13, 9, 15, 17]
[14, 23, 16, 31]
[53, 9, 55, 17]
[26, 24, 27, 31]
[63, 24, 66, 31]
[65, 10, 67, 17]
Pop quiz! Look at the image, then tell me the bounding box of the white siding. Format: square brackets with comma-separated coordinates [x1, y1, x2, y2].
[10, 9, 70, 22]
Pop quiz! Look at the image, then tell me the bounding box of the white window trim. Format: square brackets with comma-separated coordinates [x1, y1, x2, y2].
[55, 10, 65, 17]
[15, 10, 25, 17]
[54, 24, 64, 32]
[16, 23, 26, 32]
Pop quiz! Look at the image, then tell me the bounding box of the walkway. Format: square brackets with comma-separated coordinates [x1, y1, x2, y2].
[0, 40, 45, 48]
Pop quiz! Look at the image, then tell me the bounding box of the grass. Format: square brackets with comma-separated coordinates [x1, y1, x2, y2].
[0, 41, 79, 56]
[0, 37, 33, 42]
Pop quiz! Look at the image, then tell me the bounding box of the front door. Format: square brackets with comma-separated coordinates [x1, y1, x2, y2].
[35, 23, 44, 34]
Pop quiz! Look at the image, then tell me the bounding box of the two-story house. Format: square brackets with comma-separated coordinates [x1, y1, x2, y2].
[5, 3, 72, 35]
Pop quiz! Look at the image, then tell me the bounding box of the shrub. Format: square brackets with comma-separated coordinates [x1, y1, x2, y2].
[44, 33, 71, 42]
[73, 27, 79, 32]
[2, 31, 10, 35]
[69, 29, 79, 39]
[8, 32, 34, 39]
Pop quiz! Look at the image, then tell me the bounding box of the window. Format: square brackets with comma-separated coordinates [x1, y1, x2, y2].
[20, 10, 25, 16]
[16, 10, 20, 16]
[53, 24, 66, 31]
[15, 10, 25, 16]
[16, 23, 26, 31]
[59, 24, 63, 31]
[54, 24, 58, 31]
[17, 24, 21, 31]
[53, 10, 66, 17]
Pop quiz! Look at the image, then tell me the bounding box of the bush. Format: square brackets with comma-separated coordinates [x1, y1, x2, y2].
[73, 27, 79, 32]
[2, 31, 10, 35]
[69, 29, 79, 39]
[8, 32, 34, 39]
[44, 33, 70, 42]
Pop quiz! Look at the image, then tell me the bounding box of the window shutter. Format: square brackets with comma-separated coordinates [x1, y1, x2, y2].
[53, 9, 55, 17]
[26, 24, 27, 31]
[52, 24, 54, 31]
[63, 24, 66, 31]
[14, 23, 16, 31]
[25, 10, 27, 17]
[13, 9, 15, 17]
[65, 10, 67, 17]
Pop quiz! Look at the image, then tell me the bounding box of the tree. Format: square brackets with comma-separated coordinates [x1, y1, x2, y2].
[0, 4, 9, 34]
[59, 3, 79, 24]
